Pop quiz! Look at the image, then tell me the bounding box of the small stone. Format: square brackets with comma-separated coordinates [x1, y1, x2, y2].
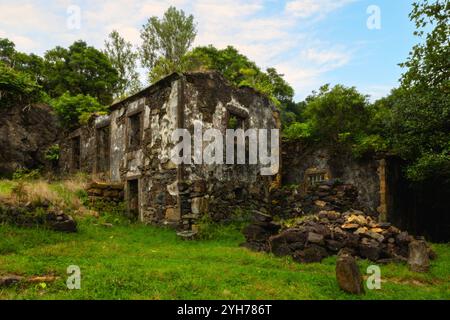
[293, 245, 329, 263]
[0, 275, 24, 287]
[354, 227, 368, 235]
[347, 215, 367, 225]
[336, 252, 365, 295]
[408, 240, 430, 272]
[307, 232, 324, 244]
[314, 200, 327, 207]
[366, 231, 385, 243]
[375, 222, 391, 228]
[359, 240, 381, 261]
[342, 223, 359, 230]
[326, 239, 344, 252]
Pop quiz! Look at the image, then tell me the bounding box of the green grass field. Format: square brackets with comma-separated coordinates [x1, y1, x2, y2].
[0, 179, 449, 300]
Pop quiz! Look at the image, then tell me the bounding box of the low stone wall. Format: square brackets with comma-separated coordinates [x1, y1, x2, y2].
[86, 182, 124, 203]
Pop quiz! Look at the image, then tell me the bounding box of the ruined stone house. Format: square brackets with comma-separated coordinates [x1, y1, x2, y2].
[59, 72, 280, 228]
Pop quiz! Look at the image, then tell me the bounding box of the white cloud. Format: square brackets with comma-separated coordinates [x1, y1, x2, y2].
[301, 47, 351, 71]
[363, 85, 394, 101]
[285, 0, 355, 19]
[0, 0, 358, 99]
[0, 31, 38, 51]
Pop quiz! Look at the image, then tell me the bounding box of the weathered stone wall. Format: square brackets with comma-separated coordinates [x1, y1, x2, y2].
[0, 104, 59, 177]
[180, 73, 279, 224]
[281, 140, 381, 215]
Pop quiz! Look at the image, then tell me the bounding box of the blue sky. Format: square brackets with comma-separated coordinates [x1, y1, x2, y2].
[0, 0, 418, 101]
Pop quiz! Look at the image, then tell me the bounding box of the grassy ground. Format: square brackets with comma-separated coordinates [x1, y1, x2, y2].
[0, 179, 449, 300]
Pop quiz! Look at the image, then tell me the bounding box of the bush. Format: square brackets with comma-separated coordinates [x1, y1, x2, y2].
[12, 168, 41, 181]
[50, 93, 108, 128]
[283, 122, 313, 140]
[45, 144, 60, 167]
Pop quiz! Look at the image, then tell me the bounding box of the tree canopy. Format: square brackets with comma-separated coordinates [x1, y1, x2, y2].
[140, 6, 197, 72]
[43, 40, 119, 105]
[104, 30, 141, 99]
[389, 0, 450, 183]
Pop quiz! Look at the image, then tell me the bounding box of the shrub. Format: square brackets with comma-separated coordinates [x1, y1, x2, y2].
[283, 122, 313, 140]
[12, 168, 41, 181]
[45, 144, 60, 162]
[50, 93, 108, 128]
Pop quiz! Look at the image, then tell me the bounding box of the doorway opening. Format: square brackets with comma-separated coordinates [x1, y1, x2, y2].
[127, 179, 139, 221]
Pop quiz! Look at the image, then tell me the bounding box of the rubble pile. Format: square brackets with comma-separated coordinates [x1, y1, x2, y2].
[243, 210, 435, 264]
[270, 181, 364, 219]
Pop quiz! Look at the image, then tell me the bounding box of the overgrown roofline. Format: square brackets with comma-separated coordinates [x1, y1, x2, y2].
[109, 71, 278, 113]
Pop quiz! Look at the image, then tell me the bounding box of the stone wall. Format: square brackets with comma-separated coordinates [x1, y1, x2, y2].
[179, 73, 279, 224]
[281, 140, 382, 216]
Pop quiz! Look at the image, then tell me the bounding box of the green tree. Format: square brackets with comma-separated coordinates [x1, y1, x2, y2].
[0, 61, 43, 108]
[104, 30, 141, 99]
[50, 93, 107, 128]
[390, 0, 450, 183]
[140, 6, 197, 73]
[400, 0, 449, 91]
[43, 41, 119, 105]
[0, 38, 44, 83]
[0, 38, 16, 66]
[301, 84, 370, 145]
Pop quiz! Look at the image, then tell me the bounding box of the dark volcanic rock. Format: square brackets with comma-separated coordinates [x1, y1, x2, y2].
[408, 240, 430, 272]
[293, 245, 329, 263]
[0, 104, 59, 177]
[242, 207, 431, 264]
[336, 252, 365, 295]
[268, 229, 307, 256]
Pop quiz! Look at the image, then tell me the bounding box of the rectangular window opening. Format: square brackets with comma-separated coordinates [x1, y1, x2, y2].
[128, 112, 142, 151]
[227, 112, 248, 164]
[96, 125, 110, 173]
[227, 113, 246, 130]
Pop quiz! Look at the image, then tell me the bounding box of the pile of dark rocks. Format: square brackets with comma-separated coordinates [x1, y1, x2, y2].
[0, 202, 77, 233]
[243, 210, 435, 264]
[270, 181, 362, 219]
